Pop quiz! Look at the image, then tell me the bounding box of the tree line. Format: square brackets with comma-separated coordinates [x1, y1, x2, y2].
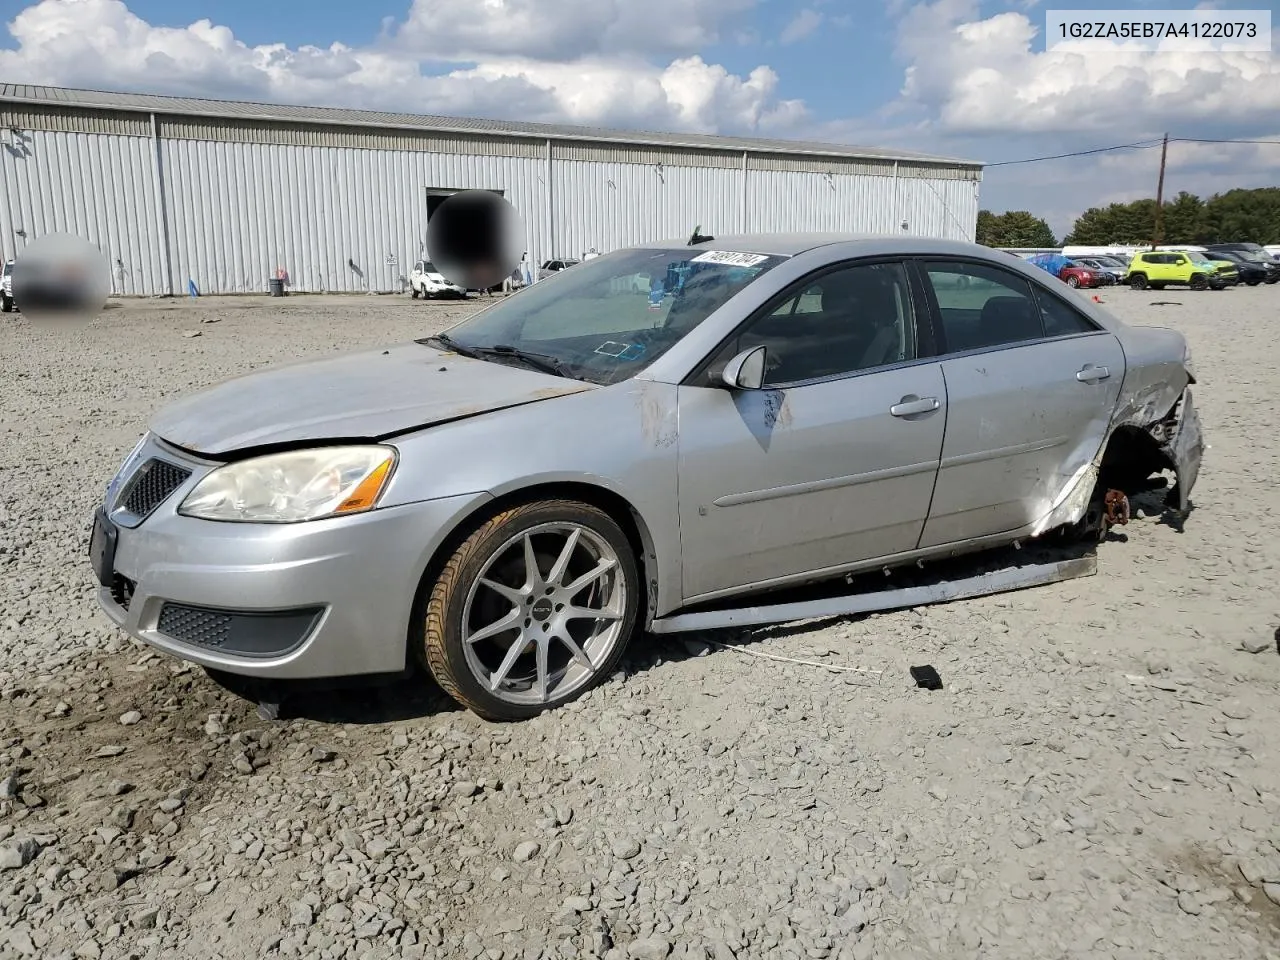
[975, 186, 1280, 248]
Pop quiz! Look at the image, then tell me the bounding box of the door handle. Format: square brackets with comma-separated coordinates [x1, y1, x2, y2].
[1076, 364, 1111, 383]
[890, 395, 940, 417]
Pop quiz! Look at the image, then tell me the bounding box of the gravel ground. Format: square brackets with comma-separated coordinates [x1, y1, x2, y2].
[1, 286, 1278, 960]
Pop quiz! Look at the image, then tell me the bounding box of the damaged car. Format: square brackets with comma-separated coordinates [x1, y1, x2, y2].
[89, 234, 1202, 721]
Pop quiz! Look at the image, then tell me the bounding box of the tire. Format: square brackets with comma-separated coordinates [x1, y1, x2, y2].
[1247, 279, 1261, 286]
[1190, 274, 1208, 291]
[0, 296, 10, 313]
[420, 499, 642, 721]
[1129, 274, 1148, 290]
[1066, 276, 1080, 288]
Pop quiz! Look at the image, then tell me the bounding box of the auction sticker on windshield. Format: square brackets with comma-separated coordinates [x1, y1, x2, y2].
[689, 251, 771, 267]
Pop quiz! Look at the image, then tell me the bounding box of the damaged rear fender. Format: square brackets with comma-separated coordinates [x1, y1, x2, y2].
[1034, 384, 1203, 535]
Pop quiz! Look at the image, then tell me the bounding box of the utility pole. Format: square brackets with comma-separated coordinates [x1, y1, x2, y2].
[1151, 132, 1169, 250]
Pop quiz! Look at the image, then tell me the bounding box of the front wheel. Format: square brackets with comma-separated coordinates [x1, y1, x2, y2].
[1190, 274, 1208, 291]
[420, 500, 641, 721]
[1066, 276, 1080, 288]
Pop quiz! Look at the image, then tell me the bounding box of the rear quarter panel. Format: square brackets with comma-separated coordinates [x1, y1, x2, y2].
[1110, 322, 1191, 426]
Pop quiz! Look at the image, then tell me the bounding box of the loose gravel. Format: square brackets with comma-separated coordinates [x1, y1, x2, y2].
[1, 287, 1279, 960]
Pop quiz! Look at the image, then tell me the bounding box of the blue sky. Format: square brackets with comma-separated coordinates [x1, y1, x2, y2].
[3, 0, 1278, 236]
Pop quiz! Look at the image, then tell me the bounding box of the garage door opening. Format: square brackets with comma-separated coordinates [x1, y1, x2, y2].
[425, 188, 505, 223]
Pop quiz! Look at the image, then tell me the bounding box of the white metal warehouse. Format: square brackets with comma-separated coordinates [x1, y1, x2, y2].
[0, 83, 983, 296]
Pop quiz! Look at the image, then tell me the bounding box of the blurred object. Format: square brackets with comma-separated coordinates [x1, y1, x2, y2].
[425, 190, 524, 291]
[11, 233, 111, 328]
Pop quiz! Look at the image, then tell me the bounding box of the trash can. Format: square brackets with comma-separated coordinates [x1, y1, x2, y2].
[268, 278, 285, 297]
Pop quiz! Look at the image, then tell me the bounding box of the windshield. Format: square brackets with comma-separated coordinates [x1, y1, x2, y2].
[423, 261, 437, 272]
[1189, 256, 1217, 267]
[1, 262, 10, 276]
[426, 246, 787, 385]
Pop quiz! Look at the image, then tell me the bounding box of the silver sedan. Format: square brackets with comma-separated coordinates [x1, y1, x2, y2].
[90, 234, 1202, 721]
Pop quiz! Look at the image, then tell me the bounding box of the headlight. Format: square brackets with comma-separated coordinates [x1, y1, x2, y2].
[178, 445, 398, 523]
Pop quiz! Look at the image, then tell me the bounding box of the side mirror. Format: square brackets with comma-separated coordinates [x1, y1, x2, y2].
[720, 345, 767, 390]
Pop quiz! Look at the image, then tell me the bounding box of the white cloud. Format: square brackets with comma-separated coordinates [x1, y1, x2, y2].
[780, 9, 823, 45]
[395, 0, 758, 62]
[0, 0, 805, 134]
[891, 0, 1280, 136]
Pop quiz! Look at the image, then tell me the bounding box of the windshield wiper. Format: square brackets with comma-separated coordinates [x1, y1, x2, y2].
[419, 334, 576, 379]
[417, 332, 481, 358]
[472, 344, 575, 379]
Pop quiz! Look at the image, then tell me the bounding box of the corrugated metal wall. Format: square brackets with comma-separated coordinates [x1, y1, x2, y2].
[0, 129, 166, 295]
[0, 119, 980, 296]
[161, 139, 548, 293]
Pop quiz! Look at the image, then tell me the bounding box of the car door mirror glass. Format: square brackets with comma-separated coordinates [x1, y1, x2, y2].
[721, 345, 767, 390]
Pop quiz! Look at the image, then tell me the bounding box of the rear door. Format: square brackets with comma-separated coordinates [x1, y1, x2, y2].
[914, 258, 1126, 548]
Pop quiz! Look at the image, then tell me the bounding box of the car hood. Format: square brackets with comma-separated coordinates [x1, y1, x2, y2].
[148, 342, 596, 457]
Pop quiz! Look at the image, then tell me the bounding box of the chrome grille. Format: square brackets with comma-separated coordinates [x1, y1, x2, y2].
[119, 459, 191, 519]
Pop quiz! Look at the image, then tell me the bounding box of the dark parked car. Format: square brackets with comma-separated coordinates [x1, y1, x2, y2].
[1204, 245, 1279, 285]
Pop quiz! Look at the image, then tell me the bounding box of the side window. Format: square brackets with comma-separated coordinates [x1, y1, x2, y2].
[768, 285, 824, 317]
[922, 260, 1045, 353]
[1034, 288, 1100, 337]
[724, 261, 917, 387]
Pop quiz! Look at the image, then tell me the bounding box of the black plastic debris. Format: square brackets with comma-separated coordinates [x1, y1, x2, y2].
[911, 665, 943, 690]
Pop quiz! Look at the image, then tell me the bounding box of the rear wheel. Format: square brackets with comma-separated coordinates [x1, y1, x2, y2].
[420, 500, 641, 721]
[1129, 274, 1148, 290]
[1, 295, 10, 313]
[410, 284, 420, 300]
[1190, 274, 1208, 291]
[1247, 279, 1261, 286]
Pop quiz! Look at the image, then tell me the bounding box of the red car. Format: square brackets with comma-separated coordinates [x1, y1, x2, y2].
[1058, 264, 1110, 289]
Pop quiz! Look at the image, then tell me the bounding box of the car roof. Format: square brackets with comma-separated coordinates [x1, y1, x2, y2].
[633, 232, 1007, 259]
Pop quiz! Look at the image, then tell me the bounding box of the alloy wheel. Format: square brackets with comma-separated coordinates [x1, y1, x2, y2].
[459, 522, 627, 706]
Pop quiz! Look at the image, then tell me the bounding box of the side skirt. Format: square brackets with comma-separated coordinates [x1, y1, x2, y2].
[648, 555, 1097, 634]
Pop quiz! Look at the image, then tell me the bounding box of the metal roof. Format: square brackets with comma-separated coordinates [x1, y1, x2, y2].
[0, 83, 982, 169]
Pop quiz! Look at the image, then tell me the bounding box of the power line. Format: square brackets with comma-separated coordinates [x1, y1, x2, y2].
[1173, 136, 1280, 145]
[986, 134, 1280, 167]
[985, 139, 1164, 167]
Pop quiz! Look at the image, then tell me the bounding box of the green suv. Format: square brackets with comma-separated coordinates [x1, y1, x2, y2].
[1125, 251, 1237, 290]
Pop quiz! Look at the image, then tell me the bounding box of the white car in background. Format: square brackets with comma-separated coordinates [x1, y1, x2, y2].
[2, 259, 13, 313]
[409, 260, 467, 300]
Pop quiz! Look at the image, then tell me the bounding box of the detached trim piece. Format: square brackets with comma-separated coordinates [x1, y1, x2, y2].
[649, 555, 1097, 634]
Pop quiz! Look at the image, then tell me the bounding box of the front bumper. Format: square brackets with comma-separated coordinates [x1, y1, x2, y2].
[421, 280, 467, 297]
[91, 436, 489, 679]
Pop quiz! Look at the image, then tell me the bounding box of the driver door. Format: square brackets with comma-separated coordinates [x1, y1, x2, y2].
[675, 259, 948, 601]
